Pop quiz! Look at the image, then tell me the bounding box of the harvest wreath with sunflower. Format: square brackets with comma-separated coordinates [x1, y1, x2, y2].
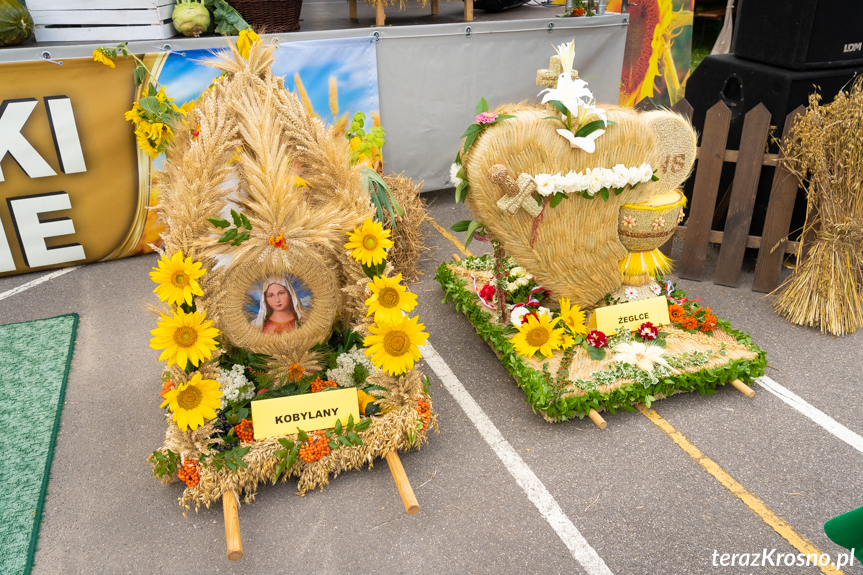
[438, 42, 765, 424]
[141, 36, 435, 558]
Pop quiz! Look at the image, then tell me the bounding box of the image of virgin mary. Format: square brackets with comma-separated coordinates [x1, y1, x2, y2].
[250, 275, 307, 334]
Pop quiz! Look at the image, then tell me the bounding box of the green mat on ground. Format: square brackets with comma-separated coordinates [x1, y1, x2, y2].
[0, 314, 78, 575]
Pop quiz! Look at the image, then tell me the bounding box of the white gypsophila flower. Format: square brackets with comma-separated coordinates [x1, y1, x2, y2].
[639, 162, 654, 182]
[612, 164, 630, 189]
[586, 168, 604, 194]
[628, 166, 643, 187]
[534, 173, 558, 197]
[217, 364, 255, 409]
[327, 347, 376, 388]
[450, 163, 463, 187]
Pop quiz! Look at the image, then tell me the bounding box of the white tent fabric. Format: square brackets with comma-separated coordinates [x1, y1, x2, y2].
[711, 0, 735, 55]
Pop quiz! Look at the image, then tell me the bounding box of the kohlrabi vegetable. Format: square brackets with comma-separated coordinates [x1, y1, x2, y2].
[172, 0, 210, 37]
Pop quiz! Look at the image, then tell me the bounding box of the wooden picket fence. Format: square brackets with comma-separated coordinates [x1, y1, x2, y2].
[635, 97, 805, 293]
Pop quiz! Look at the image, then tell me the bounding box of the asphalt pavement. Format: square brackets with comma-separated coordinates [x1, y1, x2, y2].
[1, 187, 861, 575]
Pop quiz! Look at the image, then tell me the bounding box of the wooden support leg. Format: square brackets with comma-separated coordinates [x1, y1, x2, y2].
[349, 0, 358, 20]
[385, 451, 420, 514]
[464, 0, 473, 21]
[452, 253, 462, 263]
[587, 408, 607, 429]
[729, 378, 756, 398]
[376, 0, 385, 26]
[431, 0, 439, 14]
[223, 490, 243, 561]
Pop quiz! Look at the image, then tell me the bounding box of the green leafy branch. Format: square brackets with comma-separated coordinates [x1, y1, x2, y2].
[201, 444, 250, 473]
[208, 209, 252, 245]
[150, 449, 180, 478]
[451, 219, 486, 249]
[347, 112, 386, 166]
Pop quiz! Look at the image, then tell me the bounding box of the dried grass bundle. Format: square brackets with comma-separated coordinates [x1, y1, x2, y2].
[381, 174, 427, 283]
[772, 77, 863, 335]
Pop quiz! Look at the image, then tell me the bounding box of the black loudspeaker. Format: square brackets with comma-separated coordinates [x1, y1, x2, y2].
[733, 0, 863, 70]
[684, 54, 863, 237]
[687, 54, 863, 151]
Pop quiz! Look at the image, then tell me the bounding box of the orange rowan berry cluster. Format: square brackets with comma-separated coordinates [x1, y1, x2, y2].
[234, 419, 254, 442]
[160, 380, 175, 398]
[417, 397, 431, 431]
[178, 459, 200, 487]
[299, 431, 331, 463]
[310, 377, 337, 393]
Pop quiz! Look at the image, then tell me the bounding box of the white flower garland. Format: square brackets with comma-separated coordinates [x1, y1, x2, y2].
[217, 364, 256, 409]
[326, 347, 377, 388]
[533, 163, 655, 199]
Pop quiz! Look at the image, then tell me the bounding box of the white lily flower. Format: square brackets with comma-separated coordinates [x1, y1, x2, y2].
[539, 74, 594, 106]
[450, 163, 463, 187]
[612, 341, 677, 373]
[558, 128, 605, 153]
[554, 40, 576, 76]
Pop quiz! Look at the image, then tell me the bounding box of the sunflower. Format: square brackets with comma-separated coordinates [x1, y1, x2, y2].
[364, 316, 429, 376]
[160, 373, 222, 431]
[237, 29, 261, 60]
[92, 48, 116, 69]
[557, 297, 588, 337]
[618, 0, 692, 106]
[511, 313, 567, 359]
[149, 251, 206, 306]
[150, 309, 220, 368]
[365, 273, 417, 323]
[344, 219, 394, 267]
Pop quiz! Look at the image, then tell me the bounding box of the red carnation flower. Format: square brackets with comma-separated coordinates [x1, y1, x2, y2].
[521, 312, 539, 325]
[586, 330, 607, 348]
[479, 283, 495, 301]
[637, 322, 659, 340]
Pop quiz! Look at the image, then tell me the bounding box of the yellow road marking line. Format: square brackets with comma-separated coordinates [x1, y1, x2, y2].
[638, 404, 844, 575]
[428, 218, 473, 258]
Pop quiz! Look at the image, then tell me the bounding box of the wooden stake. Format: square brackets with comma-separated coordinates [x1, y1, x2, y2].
[464, 0, 473, 21]
[452, 253, 462, 263]
[222, 490, 243, 561]
[385, 451, 420, 514]
[349, 0, 358, 20]
[431, 0, 439, 14]
[375, 0, 385, 26]
[587, 408, 607, 429]
[729, 379, 755, 398]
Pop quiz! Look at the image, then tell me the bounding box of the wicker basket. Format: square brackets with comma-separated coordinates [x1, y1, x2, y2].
[232, 0, 303, 32]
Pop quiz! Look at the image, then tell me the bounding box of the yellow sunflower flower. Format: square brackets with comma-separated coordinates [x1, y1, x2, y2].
[511, 313, 567, 359]
[150, 309, 220, 368]
[237, 29, 261, 60]
[364, 316, 429, 376]
[160, 373, 222, 431]
[558, 297, 588, 337]
[93, 48, 116, 69]
[344, 219, 393, 267]
[365, 273, 417, 323]
[149, 251, 206, 306]
[124, 101, 144, 125]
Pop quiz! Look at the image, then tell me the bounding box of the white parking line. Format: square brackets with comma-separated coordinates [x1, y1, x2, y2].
[757, 375, 863, 455]
[0, 266, 81, 302]
[420, 342, 614, 575]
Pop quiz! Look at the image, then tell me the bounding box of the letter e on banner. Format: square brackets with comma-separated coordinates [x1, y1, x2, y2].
[7, 192, 85, 267]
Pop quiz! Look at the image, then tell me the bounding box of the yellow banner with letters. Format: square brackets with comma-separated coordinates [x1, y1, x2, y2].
[251, 387, 361, 440]
[588, 295, 671, 334]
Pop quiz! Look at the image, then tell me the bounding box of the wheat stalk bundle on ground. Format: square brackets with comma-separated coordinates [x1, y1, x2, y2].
[772, 77, 863, 335]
